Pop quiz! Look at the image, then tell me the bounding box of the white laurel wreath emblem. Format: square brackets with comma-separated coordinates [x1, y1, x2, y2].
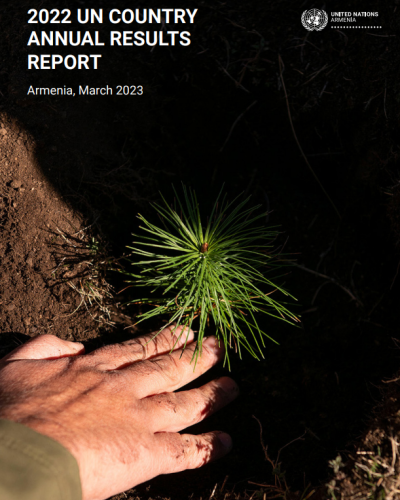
[301, 9, 328, 31]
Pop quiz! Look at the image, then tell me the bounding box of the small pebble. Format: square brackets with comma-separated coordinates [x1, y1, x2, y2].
[10, 179, 22, 189]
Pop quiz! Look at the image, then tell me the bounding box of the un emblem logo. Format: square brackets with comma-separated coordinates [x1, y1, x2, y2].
[301, 9, 328, 31]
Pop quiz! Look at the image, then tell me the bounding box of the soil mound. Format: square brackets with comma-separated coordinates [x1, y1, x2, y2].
[0, 113, 99, 348]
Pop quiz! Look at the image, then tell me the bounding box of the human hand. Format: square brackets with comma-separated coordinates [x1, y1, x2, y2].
[0, 327, 238, 500]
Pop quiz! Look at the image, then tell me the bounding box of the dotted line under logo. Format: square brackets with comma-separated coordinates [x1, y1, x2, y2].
[331, 25, 382, 28]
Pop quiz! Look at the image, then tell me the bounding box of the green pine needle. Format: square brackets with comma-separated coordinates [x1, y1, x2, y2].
[124, 185, 299, 369]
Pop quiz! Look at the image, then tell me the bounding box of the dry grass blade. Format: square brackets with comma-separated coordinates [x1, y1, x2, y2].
[49, 224, 116, 326]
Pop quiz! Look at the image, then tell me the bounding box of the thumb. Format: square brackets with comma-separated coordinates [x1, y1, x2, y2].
[2, 334, 85, 361]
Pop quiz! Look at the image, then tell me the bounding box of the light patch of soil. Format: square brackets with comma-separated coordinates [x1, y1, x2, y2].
[0, 112, 101, 347]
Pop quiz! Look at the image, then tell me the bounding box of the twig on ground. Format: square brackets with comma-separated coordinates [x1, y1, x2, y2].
[218, 64, 250, 93]
[278, 55, 341, 220]
[251, 415, 305, 498]
[302, 63, 329, 85]
[293, 263, 363, 306]
[220, 476, 229, 493]
[209, 483, 218, 500]
[219, 100, 257, 152]
[276, 430, 306, 465]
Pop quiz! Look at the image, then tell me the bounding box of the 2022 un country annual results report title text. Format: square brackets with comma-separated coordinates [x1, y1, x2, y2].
[27, 8, 198, 70]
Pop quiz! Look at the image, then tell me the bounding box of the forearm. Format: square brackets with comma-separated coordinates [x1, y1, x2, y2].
[0, 419, 81, 500]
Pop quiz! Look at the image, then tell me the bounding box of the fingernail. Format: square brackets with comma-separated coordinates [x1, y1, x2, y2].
[215, 377, 240, 396]
[203, 336, 220, 349]
[218, 432, 233, 451]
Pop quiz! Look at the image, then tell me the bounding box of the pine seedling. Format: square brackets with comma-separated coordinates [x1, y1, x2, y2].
[124, 185, 299, 368]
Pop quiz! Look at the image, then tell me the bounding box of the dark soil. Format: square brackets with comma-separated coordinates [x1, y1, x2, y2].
[1, 1, 400, 499]
[0, 113, 98, 343]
